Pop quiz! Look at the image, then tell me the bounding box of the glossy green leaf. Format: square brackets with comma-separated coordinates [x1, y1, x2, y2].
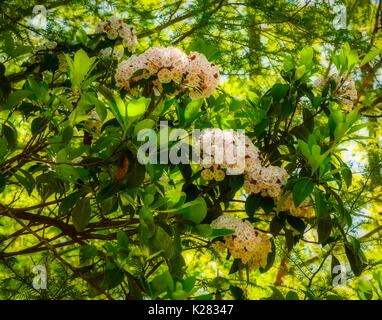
[66, 49, 97, 88]
[180, 196, 207, 224]
[72, 197, 92, 232]
[292, 179, 314, 207]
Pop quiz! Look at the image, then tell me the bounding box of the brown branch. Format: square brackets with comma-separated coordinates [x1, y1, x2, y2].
[4, 209, 115, 300]
[0, 239, 77, 258]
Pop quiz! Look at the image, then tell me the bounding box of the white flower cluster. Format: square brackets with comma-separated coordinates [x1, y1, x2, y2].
[278, 193, 314, 219]
[185, 52, 220, 99]
[211, 215, 271, 268]
[197, 129, 289, 198]
[244, 165, 289, 198]
[199, 129, 249, 181]
[95, 16, 138, 52]
[115, 47, 220, 99]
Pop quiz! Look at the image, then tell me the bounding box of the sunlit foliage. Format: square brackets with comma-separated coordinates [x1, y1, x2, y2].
[0, 0, 382, 300]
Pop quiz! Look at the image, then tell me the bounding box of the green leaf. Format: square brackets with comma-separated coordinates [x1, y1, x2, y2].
[295, 65, 306, 80]
[127, 97, 150, 118]
[197, 224, 234, 239]
[311, 144, 321, 158]
[74, 28, 90, 45]
[102, 266, 124, 290]
[270, 215, 285, 236]
[182, 276, 196, 292]
[151, 271, 174, 295]
[71, 197, 92, 232]
[80, 244, 98, 260]
[292, 179, 314, 207]
[373, 271, 382, 291]
[373, 271, 382, 293]
[172, 284, 191, 299]
[210, 228, 234, 239]
[286, 291, 299, 300]
[155, 189, 185, 209]
[341, 165, 352, 188]
[66, 49, 96, 89]
[62, 126, 73, 144]
[297, 139, 310, 159]
[204, 276, 227, 292]
[229, 285, 245, 300]
[298, 140, 327, 172]
[303, 108, 314, 132]
[286, 215, 305, 234]
[360, 46, 382, 67]
[14, 170, 35, 195]
[59, 191, 82, 215]
[36, 172, 65, 200]
[333, 42, 358, 73]
[180, 196, 207, 224]
[314, 190, 328, 218]
[125, 160, 145, 188]
[97, 182, 124, 201]
[229, 259, 241, 274]
[5, 90, 32, 109]
[285, 229, 295, 252]
[259, 196, 274, 214]
[31, 117, 46, 135]
[267, 287, 285, 300]
[345, 242, 363, 276]
[317, 216, 332, 244]
[245, 194, 261, 216]
[2, 124, 17, 149]
[346, 46, 359, 71]
[299, 46, 314, 69]
[184, 99, 203, 126]
[95, 102, 107, 121]
[55, 165, 88, 183]
[196, 224, 212, 237]
[117, 231, 129, 249]
[27, 77, 49, 103]
[151, 226, 173, 255]
[271, 83, 289, 100]
[357, 279, 373, 300]
[143, 193, 155, 206]
[187, 38, 220, 61]
[139, 206, 156, 238]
